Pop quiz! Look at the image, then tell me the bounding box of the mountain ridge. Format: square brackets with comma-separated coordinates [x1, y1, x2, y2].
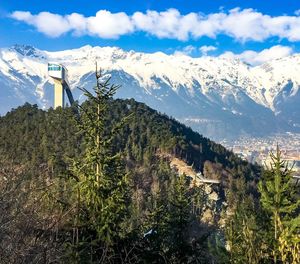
[1, 44, 300, 139]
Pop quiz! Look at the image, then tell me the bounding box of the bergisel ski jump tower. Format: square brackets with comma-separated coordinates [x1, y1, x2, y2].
[48, 63, 75, 108]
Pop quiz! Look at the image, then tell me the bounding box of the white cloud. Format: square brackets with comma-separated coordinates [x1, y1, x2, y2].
[66, 13, 87, 36]
[11, 10, 133, 39]
[132, 9, 197, 41]
[86, 10, 133, 39]
[174, 45, 196, 56]
[11, 11, 32, 21]
[11, 11, 70, 37]
[199, 45, 217, 55]
[10, 8, 300, 42]
[220, 45, 294, 65]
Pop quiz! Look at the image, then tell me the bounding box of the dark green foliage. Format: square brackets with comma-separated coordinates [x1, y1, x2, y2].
[226, 196, 265, 264]
[258, 147, 300, 263]
[0, 88, 262, 262]
[62, 70, 132, 262]
[225, 147, 300, 264]
[0, 99, 259, 188]
[143, 173, 192, 261]
[0, 103, 80, 178]
[141, 173, 213, 263]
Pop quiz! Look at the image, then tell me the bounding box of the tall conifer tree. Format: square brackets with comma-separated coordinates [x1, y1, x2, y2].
[68, 67, 131, 262]
[258, 146, 300, 263]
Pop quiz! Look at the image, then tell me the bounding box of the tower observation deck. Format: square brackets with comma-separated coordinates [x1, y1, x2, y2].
[48, 63, 75, 108]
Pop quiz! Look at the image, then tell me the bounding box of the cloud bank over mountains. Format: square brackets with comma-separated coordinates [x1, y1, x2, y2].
[172, 44, 293, 66]
[220, 45, 294, 66]
[11, 8, 300, 42]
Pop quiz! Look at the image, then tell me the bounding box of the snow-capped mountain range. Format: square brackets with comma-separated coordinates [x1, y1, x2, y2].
[1, 44, 300, 139]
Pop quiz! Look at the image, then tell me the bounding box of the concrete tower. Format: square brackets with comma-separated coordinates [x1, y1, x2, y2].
[48, 63, 74, 108]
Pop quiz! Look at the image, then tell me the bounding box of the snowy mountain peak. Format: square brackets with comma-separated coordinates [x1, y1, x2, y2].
[1, 44, 300, 139]
[10, 44, 45, 59]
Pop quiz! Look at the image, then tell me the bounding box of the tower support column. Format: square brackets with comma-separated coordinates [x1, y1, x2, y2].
[53, 79, 65, 108]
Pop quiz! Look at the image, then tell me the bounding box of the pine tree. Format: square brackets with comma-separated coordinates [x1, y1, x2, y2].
[67, 67, 131, 262]
[167, 173, 191, 260]
[258, 146, 300, 263]
[225, 196, 264, 264]
[144, 172, 211, 263]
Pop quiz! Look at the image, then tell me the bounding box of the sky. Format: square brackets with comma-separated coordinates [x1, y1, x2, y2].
[1, 0, 300, 65]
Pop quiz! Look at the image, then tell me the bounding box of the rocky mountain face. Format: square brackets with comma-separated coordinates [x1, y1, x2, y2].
[1, 44, 300, 140]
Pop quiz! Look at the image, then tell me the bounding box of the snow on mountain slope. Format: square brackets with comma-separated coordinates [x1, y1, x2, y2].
[0, 44, 299, 139]
[252, 55, 300, 110]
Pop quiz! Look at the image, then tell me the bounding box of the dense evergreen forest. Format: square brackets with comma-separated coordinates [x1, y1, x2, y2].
[0, 99, 257, 179]
[0, 73, 299, 263]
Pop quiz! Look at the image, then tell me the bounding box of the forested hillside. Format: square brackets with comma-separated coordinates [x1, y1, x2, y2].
[0, 99, 258, 181]
[0, 82, 298, 263]
[0, 98, 260, 211]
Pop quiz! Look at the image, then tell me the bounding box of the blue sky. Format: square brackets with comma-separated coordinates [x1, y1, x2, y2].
[1, 0, 300, 64]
